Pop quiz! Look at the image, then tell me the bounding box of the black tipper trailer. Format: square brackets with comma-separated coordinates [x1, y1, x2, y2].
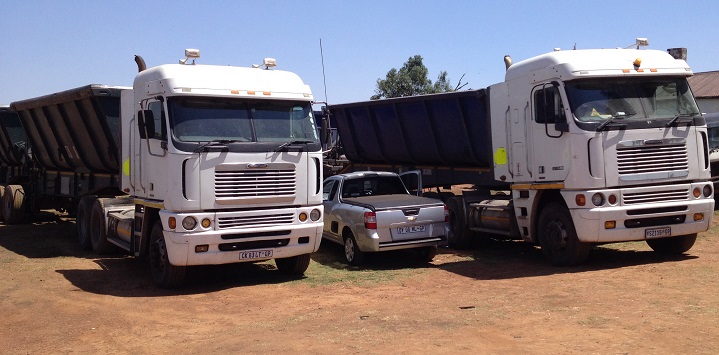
[328, 89, 507, 190]
[4, 85, 127, 223]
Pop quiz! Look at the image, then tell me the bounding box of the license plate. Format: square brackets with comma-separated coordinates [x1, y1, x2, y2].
[397, 225, 426, 234]
[645, 227, 671, 239]
[239, 250, 273, 260]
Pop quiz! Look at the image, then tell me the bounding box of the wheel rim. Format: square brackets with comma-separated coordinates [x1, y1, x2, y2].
[546, 219, 568, 251]
[344, 238, 355, 262]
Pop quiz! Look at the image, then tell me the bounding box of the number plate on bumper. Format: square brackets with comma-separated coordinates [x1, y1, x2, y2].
[645, 227, 671, 239]
[239, 250, 273, 260]
[397, 225, 426, 234]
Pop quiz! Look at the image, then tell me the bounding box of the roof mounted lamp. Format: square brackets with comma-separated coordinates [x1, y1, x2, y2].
[179, 49, 200, 65]
[625, 38, 649, 49]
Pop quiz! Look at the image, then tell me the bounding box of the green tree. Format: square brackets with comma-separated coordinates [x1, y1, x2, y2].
[371, 55, 463, 100]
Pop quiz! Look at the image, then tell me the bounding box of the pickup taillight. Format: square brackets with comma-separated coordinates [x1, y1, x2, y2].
[444, 204, 449, 222]
[364, 211, 377, 229]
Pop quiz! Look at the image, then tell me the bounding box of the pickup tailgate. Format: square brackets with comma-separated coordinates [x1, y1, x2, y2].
[345, 194, 446, 242]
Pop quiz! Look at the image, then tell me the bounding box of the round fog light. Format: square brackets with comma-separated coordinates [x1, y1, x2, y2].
[182, 216, 198, 230]
[201, 218, 212, 228]
[591, 193, 604, 206]
[299, 212, 308, 222]
[310, 208, 321, 221]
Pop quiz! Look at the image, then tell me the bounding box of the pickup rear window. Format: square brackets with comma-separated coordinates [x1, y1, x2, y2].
[341, 176, 408, 198]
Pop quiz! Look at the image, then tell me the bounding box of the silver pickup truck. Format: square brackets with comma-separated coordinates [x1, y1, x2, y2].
[322, 171, 448, 265]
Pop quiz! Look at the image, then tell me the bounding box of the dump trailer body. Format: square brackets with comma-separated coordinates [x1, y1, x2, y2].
[0, 107, 28, 184]
[330, 90, 504, 188]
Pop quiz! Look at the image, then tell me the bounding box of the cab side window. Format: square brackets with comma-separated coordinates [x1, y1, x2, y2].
[323, 180, 337, 201]
[147, 101, 167, 140]
[534, 86, 562, 124]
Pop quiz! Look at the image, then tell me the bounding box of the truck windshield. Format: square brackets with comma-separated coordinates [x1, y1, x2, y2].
[167, 97, 319, 144]
[566, 77, 701, 131]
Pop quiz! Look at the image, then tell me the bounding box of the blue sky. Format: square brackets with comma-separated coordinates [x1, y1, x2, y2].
[2, 0, 718, 106]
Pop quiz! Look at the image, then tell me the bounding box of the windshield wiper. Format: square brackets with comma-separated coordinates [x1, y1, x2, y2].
[595, 113, 635, 132]
[194, 139, 239, 153]
[665, 113, 699, 127]
[274, 140, 313, 152]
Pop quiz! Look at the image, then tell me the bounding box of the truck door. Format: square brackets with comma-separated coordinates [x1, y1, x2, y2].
[322, 179, 341, 241]
[529, 83, 571, 182]
[134, 99, 168, 199]
[399, 170, 423, 196]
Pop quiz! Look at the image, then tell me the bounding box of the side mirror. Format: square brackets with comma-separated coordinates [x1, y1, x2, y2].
[137, 110, 155, 139]
[550, 81, 569, 133]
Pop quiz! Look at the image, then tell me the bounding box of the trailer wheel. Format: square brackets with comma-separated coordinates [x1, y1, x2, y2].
[275, 253, 311, 276]
[76, 196, 96, 250]
[538, 202, 590, 266]
[3, 184, 26, 224]
[446, 197, 472, 249]
[89, 199, 115, 254]
[646, 234, 697, 255]
[343, 231, 365, 266]
[417, 246, 438, 263]
[149, 221, 186, 288]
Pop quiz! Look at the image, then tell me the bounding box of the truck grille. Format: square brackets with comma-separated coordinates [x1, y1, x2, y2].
[215, 169, 296, 198]
[217, 212, 294, 229]
[616, 139, 688, 176]
[622, 188, 689, 205]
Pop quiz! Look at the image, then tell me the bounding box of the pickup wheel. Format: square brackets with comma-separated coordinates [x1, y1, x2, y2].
[275, 253, 312, 276]
[646, 234, 697, 255]
[538, 203, 590, 266]
[148, 221, 186, 288]
[417, 246, 438, 263]
[343, 232, 365, 266]
[3, 184, 26, 225]
[89, 199, 116, 254]
[446, 197, 472, 249]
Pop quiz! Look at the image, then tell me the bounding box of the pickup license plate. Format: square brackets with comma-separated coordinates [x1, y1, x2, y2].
[239, 250, 273, 260]
[645, 227, 671, 239]
[397, 225, 426, 234]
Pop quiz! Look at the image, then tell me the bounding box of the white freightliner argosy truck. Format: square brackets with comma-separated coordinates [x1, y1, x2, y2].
[329, 47, 714, 265]
[7, 50, 324, 287]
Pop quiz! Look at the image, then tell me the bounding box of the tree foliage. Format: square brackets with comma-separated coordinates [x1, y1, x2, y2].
[371, 55, 462, 100]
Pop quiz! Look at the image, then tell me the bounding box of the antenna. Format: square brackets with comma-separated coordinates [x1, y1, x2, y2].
[320, 38, 329, 104]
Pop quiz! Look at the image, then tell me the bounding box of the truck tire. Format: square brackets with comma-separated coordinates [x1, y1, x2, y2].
[275, 253, 311, 275]
[76, 195, 96, 250]
[343, 231, 365, 266]
[3, 184, 26, 224]
[89, 199, 116, 254]
[0, 185, 5, 222]
[149, 221, 186, 288]
[417, 246, 438, 263]
[446, 197, 472, 249]
[537, 202, 590, 266]
[646, 234, 697, 255]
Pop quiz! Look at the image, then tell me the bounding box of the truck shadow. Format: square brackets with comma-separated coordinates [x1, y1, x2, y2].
[436, 238, 698, 280]
[57, 259, 306, 297]
[0, 211, 97, 259]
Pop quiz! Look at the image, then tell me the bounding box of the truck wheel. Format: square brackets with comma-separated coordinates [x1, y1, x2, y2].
[89, 199, 115, 254]
[343, 232, 365, 265]
[446, 197, 472, 249]
[646, 234, 697, 255]
[417, 246, 438, 263]
[0, 185, 5, 222]
[538, 202, 590, 266]
[3, 184, 26, 224]
[149, 221, 186, 288]
[76, 195, 96, 250]
[275, 253, 311, 275]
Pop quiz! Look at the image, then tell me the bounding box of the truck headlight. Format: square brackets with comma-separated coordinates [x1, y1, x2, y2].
[310, 208, 321, 221]
[703, 184, 713, 198]
[591, 193, 604, 207]
[182, 216, 198, 230]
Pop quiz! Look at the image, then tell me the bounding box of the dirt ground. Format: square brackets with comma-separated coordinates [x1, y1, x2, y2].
[1, 211, 718, 354]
